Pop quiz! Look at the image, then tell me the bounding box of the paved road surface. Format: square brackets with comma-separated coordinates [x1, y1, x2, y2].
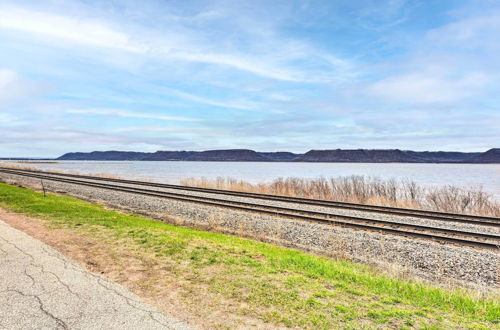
[0, 219, 194, 330]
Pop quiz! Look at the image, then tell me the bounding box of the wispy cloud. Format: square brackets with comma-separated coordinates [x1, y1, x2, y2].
[168, 51, 309, 82]
[0, 4, 352, 82]
[0, 69, 19, 103]
[0, 6, 143, 52]
[0, 113, 19, 122]
[68, 109, 199, 122]
[0, 69, 16, 88]
[168, 88, 259, 111]
[367, 69, 490, 105]
[0, 68, 45, 103]
[427, 11, 500, 50]
[365, 7, 500, 106]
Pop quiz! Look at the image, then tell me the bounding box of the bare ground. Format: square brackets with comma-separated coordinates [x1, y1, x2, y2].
[0, 208, 276, 329]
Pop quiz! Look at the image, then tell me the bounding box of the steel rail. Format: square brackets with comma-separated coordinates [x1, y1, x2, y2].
[1, 168, 499, 250]
[1, 166, 499, 227]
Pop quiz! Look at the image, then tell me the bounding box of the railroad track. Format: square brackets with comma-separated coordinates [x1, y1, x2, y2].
[1, 166, 499, 227]
[0, 167, 499, 250]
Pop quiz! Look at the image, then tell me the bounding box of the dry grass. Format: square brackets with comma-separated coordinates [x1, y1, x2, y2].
[180, 176, 500, 217]
[0, 164, 123, 180]
[14, 161, 60, 164]
[3, 163, 498, 217]
[0, 164, 41, 171]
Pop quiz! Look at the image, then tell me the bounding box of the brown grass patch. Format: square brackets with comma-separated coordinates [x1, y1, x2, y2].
[180, 176, 500, 217]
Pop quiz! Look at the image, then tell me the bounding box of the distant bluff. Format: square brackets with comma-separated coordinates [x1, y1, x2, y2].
[57, 151, 150, 161]
[56, 148, 499, 163]
[57, 149, 302, 162]
[295, 149, 484, 163]
[295, 149, 421, 162]
[469, 148, 500, 163]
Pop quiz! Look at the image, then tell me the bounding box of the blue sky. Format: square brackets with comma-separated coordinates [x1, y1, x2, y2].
[1, 0, 499, 157]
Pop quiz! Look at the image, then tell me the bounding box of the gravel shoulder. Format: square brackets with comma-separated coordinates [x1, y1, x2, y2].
[0, 217, 193, 330]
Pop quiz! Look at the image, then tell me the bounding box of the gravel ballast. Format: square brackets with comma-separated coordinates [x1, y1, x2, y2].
[50, 174, 500, 235]
[1, 172, 498, 290]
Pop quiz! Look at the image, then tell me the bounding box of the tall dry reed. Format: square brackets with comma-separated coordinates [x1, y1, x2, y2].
[180, 176, 500, 217]
[3, 163, 498, 217]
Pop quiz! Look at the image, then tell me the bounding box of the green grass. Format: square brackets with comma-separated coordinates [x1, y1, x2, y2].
[0, 182, 498, 329]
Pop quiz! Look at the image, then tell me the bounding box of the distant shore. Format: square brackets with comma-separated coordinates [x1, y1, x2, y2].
[6, 147, 498, 163]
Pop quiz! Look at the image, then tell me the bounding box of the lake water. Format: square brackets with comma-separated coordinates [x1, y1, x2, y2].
[3, 161, 500, 199]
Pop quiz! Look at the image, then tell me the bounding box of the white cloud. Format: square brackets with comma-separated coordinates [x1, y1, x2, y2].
[367, 68, 490, 105]
[267, 93, 292, 102]
[168, 88, 259, 111]
[0, 6, 143, 53]
[0, 69, 44, 103]
[112, 126, 217, 135]
[169, 51, 307, 82]
[68, 109, 199, 122]
[0, 113, 18, 122]
[0, 69, 17, 89]
[427, 11, 500, 48]
[0, 69, 24, 103]
[0, 5, 352, 82]
[354, 0, 412, 31]
[365, 8, 500, 107]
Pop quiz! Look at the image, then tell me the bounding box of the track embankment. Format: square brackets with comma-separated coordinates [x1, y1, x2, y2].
[0, 168, 498, 288]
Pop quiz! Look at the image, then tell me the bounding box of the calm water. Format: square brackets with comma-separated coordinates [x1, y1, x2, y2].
[3, 161, 500, 199]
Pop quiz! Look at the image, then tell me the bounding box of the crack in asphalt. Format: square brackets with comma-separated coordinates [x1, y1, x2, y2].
[0, 235, 82, 299]
[23, 268, 36, 288]
[94, 277, 176, 328]
[0, 221, 183, 329]
[3, 289, 69, 329]
[2, 223, 175, 328]
[33, 237, 167, 325]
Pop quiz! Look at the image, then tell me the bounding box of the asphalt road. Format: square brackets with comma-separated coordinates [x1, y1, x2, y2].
[0, 219, 194, 330]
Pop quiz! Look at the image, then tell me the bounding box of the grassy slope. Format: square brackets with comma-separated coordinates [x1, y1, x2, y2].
[0, 182, 498, 329]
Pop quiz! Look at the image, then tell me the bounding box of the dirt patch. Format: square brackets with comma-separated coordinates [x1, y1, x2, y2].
[0, 208, 273, 329]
